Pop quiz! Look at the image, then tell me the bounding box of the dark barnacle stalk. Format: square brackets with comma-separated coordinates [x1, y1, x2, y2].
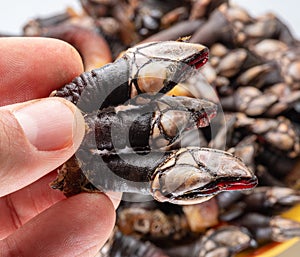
[255, 165, 287, 187]
[242, 186, 300, 214]
[84, 95, 218, 152]
[141, 20, 205, 43]
[217, 185, 300, 224]
[98, 230, 169, 257]
[123, 0, 186, 38]
[52, 41, 209, 111]
[50, 41, 258, 204]
[190, 3, 299, 48]
[80, 0, 118, 19]
[51, 147, 257, 204]
[233, 213, 300, 245]
[285, 158, 300, 190]
[189, 0, 229, 20]
[164, 225, 257, 257]
[53, 57, 130, 109]
[23, 10, 74, 36]
[190, 4, 236, 47]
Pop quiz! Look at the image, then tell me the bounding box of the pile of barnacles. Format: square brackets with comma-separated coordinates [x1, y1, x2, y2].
[3, 0, 300, 256]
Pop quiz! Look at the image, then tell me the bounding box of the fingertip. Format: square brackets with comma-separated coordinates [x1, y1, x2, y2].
[1, 193, 116, 257]
[0, 98, 86, 196]
[43, 38, 84, 84]
[0, 37, 84, 105]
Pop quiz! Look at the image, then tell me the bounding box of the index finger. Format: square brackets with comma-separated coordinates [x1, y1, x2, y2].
[0, 37, 83, 106]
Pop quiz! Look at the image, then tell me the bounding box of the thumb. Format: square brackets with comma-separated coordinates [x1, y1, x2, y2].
[0, 97, 85, 197]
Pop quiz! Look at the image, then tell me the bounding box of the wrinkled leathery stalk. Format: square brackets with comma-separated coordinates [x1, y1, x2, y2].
[50, 41, 257, 205]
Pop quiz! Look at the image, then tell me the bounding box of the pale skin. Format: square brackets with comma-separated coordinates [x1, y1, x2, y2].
[0, 37, 120, 257]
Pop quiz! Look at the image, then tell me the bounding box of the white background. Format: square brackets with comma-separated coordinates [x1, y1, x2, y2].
[0, 0, 299, 38]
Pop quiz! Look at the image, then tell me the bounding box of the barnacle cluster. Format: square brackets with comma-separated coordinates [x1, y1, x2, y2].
[4, 0, 300, 256]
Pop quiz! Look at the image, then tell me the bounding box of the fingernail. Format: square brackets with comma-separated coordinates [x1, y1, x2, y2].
[14, 98, 84, 151]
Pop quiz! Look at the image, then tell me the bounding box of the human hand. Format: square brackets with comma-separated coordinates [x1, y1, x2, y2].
[0, 38, 117, 257]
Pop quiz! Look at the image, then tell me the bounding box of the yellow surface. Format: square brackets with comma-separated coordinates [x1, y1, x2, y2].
[237, 204, 300, 257]
[281, 203, 300, 221]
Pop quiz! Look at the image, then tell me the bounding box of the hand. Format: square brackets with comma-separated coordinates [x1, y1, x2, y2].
[0, 38, 118, 256]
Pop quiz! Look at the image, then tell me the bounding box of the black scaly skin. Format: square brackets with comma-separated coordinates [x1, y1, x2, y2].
[54, 58, 130, 111]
